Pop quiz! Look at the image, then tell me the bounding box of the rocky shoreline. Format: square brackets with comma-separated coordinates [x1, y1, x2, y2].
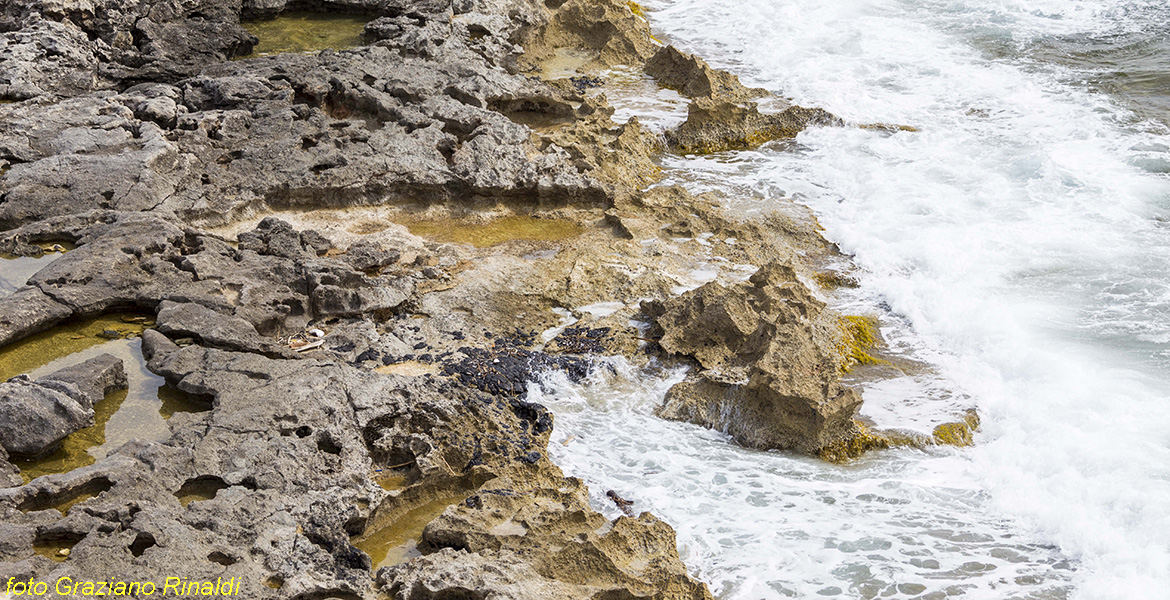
[0, 1, 971, 597]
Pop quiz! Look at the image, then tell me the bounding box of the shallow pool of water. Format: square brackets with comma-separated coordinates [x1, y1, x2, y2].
[9, 334, 208, 483]
[242, 12, 369, 57]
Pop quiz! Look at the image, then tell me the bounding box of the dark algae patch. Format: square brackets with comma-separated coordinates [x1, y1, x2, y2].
[242, 12, 369, 57]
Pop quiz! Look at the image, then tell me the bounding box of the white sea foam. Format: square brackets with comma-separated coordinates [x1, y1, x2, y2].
[536, 0, 1170, 598]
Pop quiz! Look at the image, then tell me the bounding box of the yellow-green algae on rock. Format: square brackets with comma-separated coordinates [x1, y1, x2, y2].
[406, 215, 584, 248]
[817, 421, 891, 463]
[242, 12, 369, 57]
[933, 409, 981, 447]
[839, 315, 885, 372]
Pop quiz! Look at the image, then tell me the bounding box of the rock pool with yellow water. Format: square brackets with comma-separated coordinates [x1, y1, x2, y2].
[2, 317, 210, 483]
[242, 12, 369, 57]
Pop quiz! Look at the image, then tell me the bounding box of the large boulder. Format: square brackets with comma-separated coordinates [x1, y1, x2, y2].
[38, 353, 128, 410]
[649, 261, 864, 455]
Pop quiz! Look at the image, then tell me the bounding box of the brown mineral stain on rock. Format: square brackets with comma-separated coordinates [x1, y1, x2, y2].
[0, 314, 148, 382]
[406, 215, 583, 248]
[355, 495, 465, 570]
[242, 12, 368, 57]
[14, 389, 126, 484]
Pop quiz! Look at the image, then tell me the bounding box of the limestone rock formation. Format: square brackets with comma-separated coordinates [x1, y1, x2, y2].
[0, 0, 871, 595]
[649, 262, 865, 454]
[667, 98, 842, 154]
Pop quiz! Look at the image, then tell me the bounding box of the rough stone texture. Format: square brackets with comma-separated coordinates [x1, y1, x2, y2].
[155, 300, 292, 357]
[518, 0, 660, 71]
[0, 35, 610, 230]
[0, 445, 20, 488]
[0, 329, 710, 599]
[0, 376, 93, 458]
[0, 0, 871, 594]
[667, 98, 843, 154]
[37, 353, 127, 410]
[395, 477, 711, 600]
[0, 0, 255, 99]
[0, 354, 126, 459]
[650, 262, 864, 454]
[0, 377, 91, 460]
[0, 287, 72, 347]
[645, 44, 767, 102]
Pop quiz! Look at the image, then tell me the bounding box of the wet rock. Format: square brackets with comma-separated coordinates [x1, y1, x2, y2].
[439, 336, 593, 397]
[666, 97, 842, 154]
[37, 354, 128, 410]
[933, 410, 981, 447]
[650, 261, 864, 454]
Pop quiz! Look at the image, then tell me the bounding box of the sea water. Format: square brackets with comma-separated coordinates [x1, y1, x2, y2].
[533, 1, 1170, 598]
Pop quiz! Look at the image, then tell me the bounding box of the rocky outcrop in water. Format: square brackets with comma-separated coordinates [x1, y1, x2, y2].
[647, 262, 864, 454]
[0, 0, 874, 595]
[0, 355, 126, 459]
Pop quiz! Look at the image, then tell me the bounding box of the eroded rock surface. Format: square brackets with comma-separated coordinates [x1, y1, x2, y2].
[648, 262, 863, 454]
[0, 0, 875, 595]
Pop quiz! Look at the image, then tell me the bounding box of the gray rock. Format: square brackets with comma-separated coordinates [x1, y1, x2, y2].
[0, 376, 93, 458]
[0, 445, 21, 488]
[344, 240, 400, 272]
[0, 287, 72, 348]
[38, 354, 128, 410]
[155, 301, 291, 357]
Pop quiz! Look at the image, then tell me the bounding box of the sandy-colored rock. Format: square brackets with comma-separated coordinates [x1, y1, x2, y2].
[650, 262, 865, 454]
[667, 97, 842, 153]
